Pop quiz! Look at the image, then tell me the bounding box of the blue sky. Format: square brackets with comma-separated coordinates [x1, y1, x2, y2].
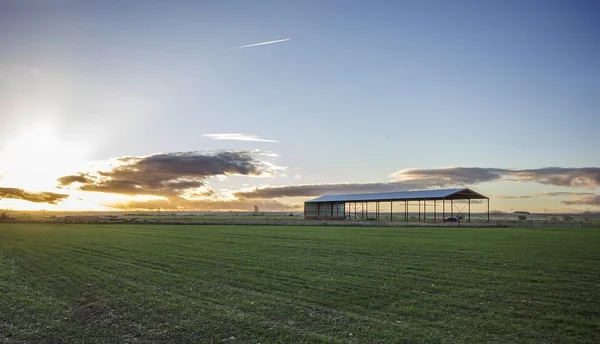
[0, 0, 599, 211]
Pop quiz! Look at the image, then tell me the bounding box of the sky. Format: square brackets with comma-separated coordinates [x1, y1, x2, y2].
[0, 0, 599, 213]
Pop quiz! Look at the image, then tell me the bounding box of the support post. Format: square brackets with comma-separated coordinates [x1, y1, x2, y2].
[468, 199, 471, 222]
[487, 199, 490, 222]
[451, 200, 454, 217]
[434, 200, 436, 222]
[390, 201, 393, 222]
[360, 202, 363, 220]
[424, 200, 426, 222]
[442, 198, 445, 220]
[418, 200, 421, 222]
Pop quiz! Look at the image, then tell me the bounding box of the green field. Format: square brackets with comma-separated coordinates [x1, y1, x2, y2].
[0, 224, 599, 343]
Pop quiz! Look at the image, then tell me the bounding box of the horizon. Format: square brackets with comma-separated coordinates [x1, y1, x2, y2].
[1, 1, 599, 213]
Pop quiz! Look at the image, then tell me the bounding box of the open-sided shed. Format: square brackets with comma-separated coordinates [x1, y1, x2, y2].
[304, 188, 489, 222]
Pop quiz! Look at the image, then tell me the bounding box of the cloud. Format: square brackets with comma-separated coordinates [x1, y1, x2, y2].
[234, 182, 421, 199]
[234, 38, 290, 49]
[537, 192, 595, 197]
[204, 134, 279, 143]
[58, 151, 277, 198]
[493, 195, 529, 199]
[58, 150, 289, 210]
[393, 167, 600, 188]
[494, 192, 595, 199]
[0, 187, 68, 204]
[56, 160, 600, 210]
[392, 167, 507, 185]
[512, 168, 600, 187]
[57, 175, 93, 185]
[561, 195, 600, 206]
[110, 198, 295, 211]
[235, 167, 600, 200]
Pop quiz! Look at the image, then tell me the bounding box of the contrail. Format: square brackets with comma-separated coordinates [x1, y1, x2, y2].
[234, 38, 290, 49]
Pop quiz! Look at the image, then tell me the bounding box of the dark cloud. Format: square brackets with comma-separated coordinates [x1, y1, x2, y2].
[394, 167, 600, 188]
[234, 182, 420, 199]
[57, 151, 287, 211]
[57, 175, 93, 185]
[58, 151, 270, 198]
[392, 167, 507, 185]
[0, 187, 68, 204]
[513, 168, 600, 188]
[561, 195, 600, 206]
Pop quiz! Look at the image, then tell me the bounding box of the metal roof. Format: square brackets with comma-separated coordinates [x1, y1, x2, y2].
[305, 188, 488, 203]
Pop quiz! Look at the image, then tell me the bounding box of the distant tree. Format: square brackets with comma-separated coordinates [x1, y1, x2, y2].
[456, 214, 465, 221]
[0, 210, 13, 221]
[550, 215, 558, 221]
[518, 215, 527, 221]
[582, 211, 592, 220]
[562, 214, 574, 221]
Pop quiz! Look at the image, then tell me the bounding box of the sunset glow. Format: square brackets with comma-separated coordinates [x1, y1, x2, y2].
[0, 122, 87, 189]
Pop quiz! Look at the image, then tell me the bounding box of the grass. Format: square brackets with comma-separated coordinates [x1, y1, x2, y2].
[0, 224, 599, 343]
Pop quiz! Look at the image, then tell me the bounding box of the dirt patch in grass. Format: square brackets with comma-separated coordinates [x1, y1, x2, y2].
[71, 295, 118, 327]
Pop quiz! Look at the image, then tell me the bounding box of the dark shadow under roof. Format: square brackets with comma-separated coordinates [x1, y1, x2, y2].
[305, 188, 488, 203]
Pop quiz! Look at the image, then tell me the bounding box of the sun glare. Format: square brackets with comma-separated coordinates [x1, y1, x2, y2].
[0, 122, 88, 192]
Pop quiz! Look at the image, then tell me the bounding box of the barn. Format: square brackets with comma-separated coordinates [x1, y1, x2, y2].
[304, 188, 489, 222]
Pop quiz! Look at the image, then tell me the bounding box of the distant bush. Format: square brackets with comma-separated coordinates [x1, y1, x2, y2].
[518, 215, 527, 221]
[456, 214, 465, 221]
[562, 214, 573, 221]
[0, 211, 14, 222]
